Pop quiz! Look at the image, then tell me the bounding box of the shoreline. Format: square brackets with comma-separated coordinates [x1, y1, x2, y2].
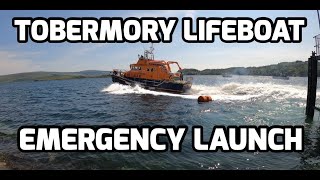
[0, 161, 10, 170]
[0, 75, 111, 85]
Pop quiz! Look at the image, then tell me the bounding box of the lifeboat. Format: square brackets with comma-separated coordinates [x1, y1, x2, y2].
[111, 44, 192, 93]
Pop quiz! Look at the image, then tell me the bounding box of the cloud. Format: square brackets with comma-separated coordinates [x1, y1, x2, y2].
[184, 10, 196, 19]
[38, 43, 111, 72]
[0, 51, 41, 75]
[0, 43, 114, 75]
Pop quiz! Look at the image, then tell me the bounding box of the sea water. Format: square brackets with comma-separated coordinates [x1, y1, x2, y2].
[0, 75, 320, 169]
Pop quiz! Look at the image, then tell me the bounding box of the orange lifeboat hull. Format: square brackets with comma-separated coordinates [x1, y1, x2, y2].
[111, 75, 192, 94]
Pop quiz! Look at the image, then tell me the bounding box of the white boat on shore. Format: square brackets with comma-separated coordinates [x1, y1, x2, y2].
[272, 76, 289, 80]
[222, 74, 232, 77]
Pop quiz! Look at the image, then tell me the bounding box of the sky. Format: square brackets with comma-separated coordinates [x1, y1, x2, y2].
[0, 10, 319, 75]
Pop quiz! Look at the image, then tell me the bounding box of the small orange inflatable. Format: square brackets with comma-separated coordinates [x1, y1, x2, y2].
[198, 96, 213, 102]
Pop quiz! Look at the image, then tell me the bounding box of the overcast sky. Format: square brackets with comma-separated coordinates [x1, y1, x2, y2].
[0, 10, 319, 75]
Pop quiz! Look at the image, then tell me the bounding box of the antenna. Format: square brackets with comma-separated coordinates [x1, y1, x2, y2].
[316, 10, 320, 55]
[149, 43, 154, 54]
[318, 10, 320, 31]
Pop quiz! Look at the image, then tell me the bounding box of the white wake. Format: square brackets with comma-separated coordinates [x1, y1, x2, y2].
[102, 82, 313, 101]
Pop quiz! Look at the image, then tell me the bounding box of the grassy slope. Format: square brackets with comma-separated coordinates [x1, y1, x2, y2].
[182, 60, 312, 77]
[0, 71, 111, 83]
[0, 60, 312, 84]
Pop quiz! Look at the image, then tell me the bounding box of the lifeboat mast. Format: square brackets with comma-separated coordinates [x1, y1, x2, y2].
[143, 43, 154, 60]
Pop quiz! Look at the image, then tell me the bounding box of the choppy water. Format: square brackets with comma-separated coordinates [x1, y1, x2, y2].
[1, 75, 320, 170]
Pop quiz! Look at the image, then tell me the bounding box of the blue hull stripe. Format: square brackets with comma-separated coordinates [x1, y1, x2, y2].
[111, 75, 191, 93]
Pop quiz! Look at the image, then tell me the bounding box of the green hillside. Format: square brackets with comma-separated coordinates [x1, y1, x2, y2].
[0, 60, 314, 84]
[182, 61, 311, 77]
[0, 71, 111, 83]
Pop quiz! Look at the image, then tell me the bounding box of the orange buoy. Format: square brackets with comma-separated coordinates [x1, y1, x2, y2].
[198, 96, 206, 102]
[198, 96, 212, 102]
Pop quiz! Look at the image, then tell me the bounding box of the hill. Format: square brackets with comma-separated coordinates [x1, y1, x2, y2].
[182, 61, 311, 77]
[0, 60, 314, 84]
[0, 70, 111, 83]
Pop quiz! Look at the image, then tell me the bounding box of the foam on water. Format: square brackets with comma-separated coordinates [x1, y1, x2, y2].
[102, 83, 197, 99]
[102, 82, 316, 101]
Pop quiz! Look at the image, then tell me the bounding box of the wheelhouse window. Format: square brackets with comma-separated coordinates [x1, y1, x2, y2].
[131, 66, 141, 70]
[161, 65, 167, 72]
